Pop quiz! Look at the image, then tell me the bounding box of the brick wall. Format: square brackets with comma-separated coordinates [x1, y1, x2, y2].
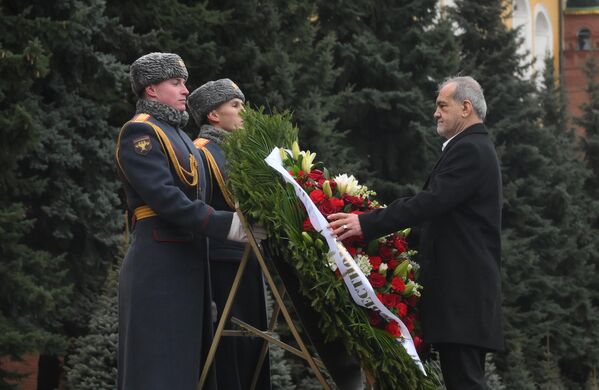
[563, 11, 599, 134]
[1, 353, 39, 390]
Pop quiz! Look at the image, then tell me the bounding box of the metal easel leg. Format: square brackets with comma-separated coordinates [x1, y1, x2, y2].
[237, 211, 331, 390]
[197, 244, 252, 390]
[249, 286, 284, 390]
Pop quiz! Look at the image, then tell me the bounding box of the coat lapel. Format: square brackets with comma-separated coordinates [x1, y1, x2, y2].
[423, 123, 488, 189]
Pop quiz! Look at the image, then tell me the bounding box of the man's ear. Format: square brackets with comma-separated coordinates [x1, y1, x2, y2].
[462, 100, 474, 118]
[207, 110, 219, 124]
[144, 84, 159, 99]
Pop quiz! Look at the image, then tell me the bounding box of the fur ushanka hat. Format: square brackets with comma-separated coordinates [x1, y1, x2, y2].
[130, 52, 188, 97]
[187, 78, 245, 125]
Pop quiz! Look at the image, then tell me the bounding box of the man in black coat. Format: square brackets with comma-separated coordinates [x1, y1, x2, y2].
[329, 76, 503, 390]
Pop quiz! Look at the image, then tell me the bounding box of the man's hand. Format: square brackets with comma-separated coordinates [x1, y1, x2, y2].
[328, 212, 362, 241]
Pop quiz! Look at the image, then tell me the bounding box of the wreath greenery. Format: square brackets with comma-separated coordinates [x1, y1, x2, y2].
[223, 108, 440, 389]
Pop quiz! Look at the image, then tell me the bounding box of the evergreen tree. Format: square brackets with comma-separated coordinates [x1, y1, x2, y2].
[576, 55, 599, 390]
[450, 1, 599, 387]
[1, 0, 130, 385]
[586, 367, 599, 390]
[314, 0, 460, 202]
[64, 266, 119, 390]
[576, 56, 599, 218]
[0, 2, 70, 387]
[539, 335, 566, 390]
[202, 0, 359, 174]
[105, 0, 227, 87]
[105, 0, 355, 174]
[484, 355, 505, 390]
[500, 341, 535, 390]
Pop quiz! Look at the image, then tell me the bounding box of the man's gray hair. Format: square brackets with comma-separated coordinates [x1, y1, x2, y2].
[439, 76, 487, 120]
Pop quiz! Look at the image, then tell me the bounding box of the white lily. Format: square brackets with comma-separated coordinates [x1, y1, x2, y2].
[334, 173, 362, 196]
[301, 150, 317, 173]
[292, 141, 301, 160]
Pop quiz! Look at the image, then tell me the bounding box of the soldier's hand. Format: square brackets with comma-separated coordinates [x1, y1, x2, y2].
[250, 224, 267, 242]
[227, 212, 268, 243]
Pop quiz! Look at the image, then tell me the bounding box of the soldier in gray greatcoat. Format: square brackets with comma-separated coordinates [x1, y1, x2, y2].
[116, 54, 264, 390]
[187, 79, 271, 390]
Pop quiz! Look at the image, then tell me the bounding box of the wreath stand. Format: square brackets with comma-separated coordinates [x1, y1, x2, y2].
[197, 208, 332, 390]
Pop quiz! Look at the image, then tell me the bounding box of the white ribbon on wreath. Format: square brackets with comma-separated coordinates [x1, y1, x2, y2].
[265, 147, 426, 375]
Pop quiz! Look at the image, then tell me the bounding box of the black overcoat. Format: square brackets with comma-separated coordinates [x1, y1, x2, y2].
[359, 123, 504, 351]
[116, 112, 233, 390]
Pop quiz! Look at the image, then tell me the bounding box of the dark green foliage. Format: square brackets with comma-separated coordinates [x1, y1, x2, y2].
[540, 335, 567, 390]
[0, 0, 128, 385]
[485, 355, 505, 390]
[500, 341, 536, 390]
[202, 0, 358, 175]
[3, 0, 126, 332]
[64, 266, 119, 390]
[0, 2, 71, 385]
[577, 57, 599, 205]
[315, 0, 460, 202]
[586, 367, 599, 390]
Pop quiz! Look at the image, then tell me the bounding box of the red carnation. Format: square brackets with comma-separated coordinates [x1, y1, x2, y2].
[387, 259, 399, 270]
[309, 189, 326, 204]
[382, 293, 398, 309]
[319, 198, 344, 215]
[302, 218, 314, 232]
[385, 321, 401, 337]
[413, 336, 423, 350]
[368, 311, 382, 326]
[369, 272, 386, 288]
[406, 295, 419, 308]
[391, 277, 406, 293]
[369, 256, 382, 270]
[308, 169, 325, 182]
[378, 245, 393, 259]
[394, 237, 407, 253]
[330, 197, 344, 210]
[396, 302, 408, 318]
[343, 194, 365, 207]
[404, 316, 414, 333]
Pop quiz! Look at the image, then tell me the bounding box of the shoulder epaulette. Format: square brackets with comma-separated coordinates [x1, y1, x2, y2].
[193, 138, 235, 209]
[116, 113, 199, 187]
[132, 113, 151, 122]
[193, 138, 210, 148]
